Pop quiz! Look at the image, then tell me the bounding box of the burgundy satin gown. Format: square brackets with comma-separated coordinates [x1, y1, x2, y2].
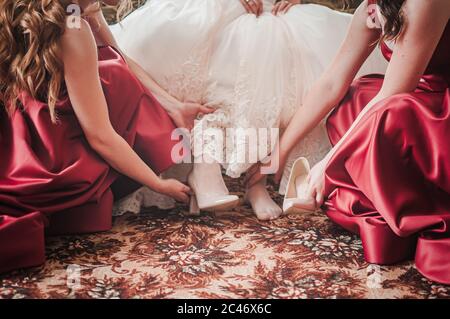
[0, 46, 177, 273]
[325, 3, 450, 284]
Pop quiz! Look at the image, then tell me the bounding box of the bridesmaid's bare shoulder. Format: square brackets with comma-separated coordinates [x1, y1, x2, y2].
[400, 0, 450, 41]
[61, 18, 98, 66]
[403, 0, 450, 21]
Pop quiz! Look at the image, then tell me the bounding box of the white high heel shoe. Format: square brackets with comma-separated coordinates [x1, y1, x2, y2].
[282, 157, 317, 214]
[187, 172, 240, 215]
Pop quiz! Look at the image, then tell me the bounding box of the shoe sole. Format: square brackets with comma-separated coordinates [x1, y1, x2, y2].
[201, 198, 240, 212]
[283, 206, 316, 215]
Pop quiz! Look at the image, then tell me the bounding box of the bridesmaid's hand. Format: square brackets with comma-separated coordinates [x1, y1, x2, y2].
[306, 158, 327, 207]
[156, 178, 191, 203]
[169, 102, 215, 131]
[240, 0, 264, 16]
[272, 0, 302, 16]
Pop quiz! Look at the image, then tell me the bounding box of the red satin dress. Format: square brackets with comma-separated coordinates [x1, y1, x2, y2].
[0, 46, 177, 273]
[325, 7, 450, 284]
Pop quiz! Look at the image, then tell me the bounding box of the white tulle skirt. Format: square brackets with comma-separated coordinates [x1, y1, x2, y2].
[111, 0, 387, 214]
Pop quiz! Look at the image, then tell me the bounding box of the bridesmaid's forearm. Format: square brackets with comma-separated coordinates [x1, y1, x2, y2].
[87, 8, 120, 47]
[88, 131, 163, 192]
[86, 9, 183, 113]
[324, 92, 385, 162]
[279, 77, 347, 158]
[125, 56, 182, 112]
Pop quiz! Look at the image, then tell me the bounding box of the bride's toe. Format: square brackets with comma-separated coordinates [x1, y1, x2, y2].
[255, 205, 282, 221]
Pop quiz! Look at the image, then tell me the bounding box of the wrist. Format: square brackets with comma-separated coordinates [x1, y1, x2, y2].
[150, 177, 166, 194]
[277, 143, 290, 163]
[325, 148, 335, 162]
[319, 152, 333, 169]
[166, 99, 183, 115]
[269, 147, 287, 173]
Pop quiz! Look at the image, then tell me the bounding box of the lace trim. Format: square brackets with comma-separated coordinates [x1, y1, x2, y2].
[195, 33, 302, 178]
[159, 45, 211, 103]
[112, 164, 192, 216]
[113, 187, 175, 216]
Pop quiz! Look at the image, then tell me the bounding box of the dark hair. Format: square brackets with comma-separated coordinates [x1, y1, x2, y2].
[377, 0, 406, 41]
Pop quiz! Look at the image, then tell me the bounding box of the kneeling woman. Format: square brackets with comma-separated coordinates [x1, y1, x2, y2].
[249, 0, 450, 284]
[0, 0, 199, 273]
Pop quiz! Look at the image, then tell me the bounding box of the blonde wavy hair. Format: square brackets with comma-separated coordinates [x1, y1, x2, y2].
[0, 0, 133, 123]
[115, 0, 141, 21]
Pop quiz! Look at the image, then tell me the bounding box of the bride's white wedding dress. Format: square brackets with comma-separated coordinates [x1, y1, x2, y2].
[111, 0, 387, 215]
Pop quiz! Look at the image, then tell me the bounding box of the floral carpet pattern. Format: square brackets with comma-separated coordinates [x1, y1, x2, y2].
[1, 177, 449, 299]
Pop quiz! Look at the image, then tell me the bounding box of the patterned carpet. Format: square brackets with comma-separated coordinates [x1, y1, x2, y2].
[0, 176, 449, 299]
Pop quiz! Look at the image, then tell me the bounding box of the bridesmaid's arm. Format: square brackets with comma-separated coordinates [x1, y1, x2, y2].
[304, 0, 450, 205]
[279, 1, 384, 157]
[278, 2, 379, 157]
[322, 0, 450, 164]
[61, 20, 190, 203]
[246, 1, 380, 187]
[86, 8, 215, 129]
[86, 10, 180, 109]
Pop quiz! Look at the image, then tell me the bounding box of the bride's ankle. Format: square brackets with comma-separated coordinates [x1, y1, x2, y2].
[245, 182, 282, 221]
[187, 162, 239, 213]
[191, 162, 222, 180]
[189, 162, 229, 196]
[245, 177, 267, 192]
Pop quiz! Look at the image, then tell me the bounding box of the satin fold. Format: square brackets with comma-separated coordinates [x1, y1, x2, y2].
[0, 213, 46, 273]
[325, 75, 450, 284]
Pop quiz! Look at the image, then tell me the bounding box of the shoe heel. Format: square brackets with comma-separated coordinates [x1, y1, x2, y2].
[282, 157, 315, 214]
[187, 195, 201, 216]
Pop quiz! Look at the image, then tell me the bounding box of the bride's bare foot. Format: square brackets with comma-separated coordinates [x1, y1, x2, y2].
[245, 178, 282, 221]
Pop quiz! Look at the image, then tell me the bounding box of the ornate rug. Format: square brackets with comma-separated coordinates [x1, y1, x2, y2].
[1, 177, 449, 299]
